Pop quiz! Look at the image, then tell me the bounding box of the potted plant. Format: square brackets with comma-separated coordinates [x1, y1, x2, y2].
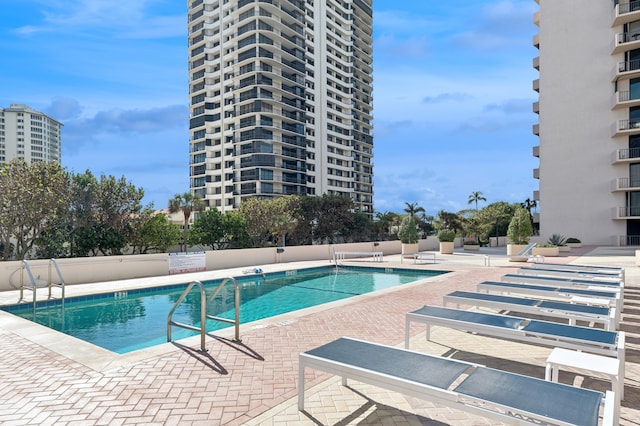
[398, 216, 419, 255]
[566, 237, 582, 248]
[438, 229, 456, 254]
[533, 243, 560, 257]
[548, 234, 570, 252]
[506, 206, 533, 261]
[463, 239, 480, 251]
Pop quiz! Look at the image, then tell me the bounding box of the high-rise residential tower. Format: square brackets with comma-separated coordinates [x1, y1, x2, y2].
[187, 0, 374, 215]
[0, 104, 62, 165]
[532, 0, 640, 245]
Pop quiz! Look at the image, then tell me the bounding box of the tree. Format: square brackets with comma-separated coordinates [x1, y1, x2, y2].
[131, 212, 182, 254]
[312, 194, 354, 244]
[507, 206, 534, 245]
[168, 192, 205, 251]
[188, 208, 226, 250]
[236, 198, 275, 247]
[468, 191, 487, 210]
[398, 216, 419, 244]
[521, 197, 538, 232]
[0, 159, 70, 260]
[435, 210, 463, 234]
[374, 211, 399, 240]
[403, 202, 425, 219]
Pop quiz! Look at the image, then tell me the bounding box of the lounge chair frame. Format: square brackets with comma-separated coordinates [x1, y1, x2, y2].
[299, 337, 616, 425]
[517, 266, 623, 283]
[404, 305, 624, 366]
[443, 290, 618, 330]
[476, 280, 622, 314]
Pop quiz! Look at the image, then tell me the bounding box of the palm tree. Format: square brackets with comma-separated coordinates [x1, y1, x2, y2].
[403, 202, 425, 219]
[467, 191, 487, 210]
[168, 192, 205, 251]
[521, 198, 538, 231]
[374, 211, 399, 240]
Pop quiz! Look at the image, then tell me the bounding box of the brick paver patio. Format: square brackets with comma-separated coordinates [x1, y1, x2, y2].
[0, 246, 638, 425]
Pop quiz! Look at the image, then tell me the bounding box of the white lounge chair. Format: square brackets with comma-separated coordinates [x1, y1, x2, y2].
[476, 280, 622, 314]
[299, 337, 616, 425]
[502, 273, 624, 308]
[405, 305, 625, 363]
[443, 290, 618, 331]
[510, 242, 543, 260]
[529, 262, 624, 280]
[517, 266, 623, 283]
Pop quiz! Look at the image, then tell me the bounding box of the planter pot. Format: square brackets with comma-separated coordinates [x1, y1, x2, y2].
[439, 241, 454, 254]
[532, 247, 559, 257]
[463, 244, 480, 251]
[558, 245, 571, 253]
[567, 242, 582, 248]
[507, 244, 529, 262]
[401, 243, 419, 255]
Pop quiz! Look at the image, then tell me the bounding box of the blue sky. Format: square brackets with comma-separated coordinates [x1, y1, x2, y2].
[0, 0, 539, 216]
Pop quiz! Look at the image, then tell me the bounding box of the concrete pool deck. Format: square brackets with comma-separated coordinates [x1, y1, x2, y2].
[0, 246, 638, 425]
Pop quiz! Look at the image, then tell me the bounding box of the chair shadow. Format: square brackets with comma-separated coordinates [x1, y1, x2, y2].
[300, 385, 448, 426]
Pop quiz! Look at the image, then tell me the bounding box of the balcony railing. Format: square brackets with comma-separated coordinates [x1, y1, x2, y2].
[614, 0, 640, 26]
[618, 0, 640, 15]
[617, 206, 640, 217]
[617, 58, 640, 73]
[614, 177, 640, 190]
[616, 119, 640, 132]
[619, 235, 640, 246]
[616, 147, 640, 161]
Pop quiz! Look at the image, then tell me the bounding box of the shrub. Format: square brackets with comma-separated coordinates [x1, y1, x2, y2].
[463, 240, 479, 245]
[398, 216, 419, 244]
[566, 237, 581, 243]
[438, 229, 456, 242]
[547, 234, 567, 246]
[537, 243, 557, 248]
[507, 207, 533, 245]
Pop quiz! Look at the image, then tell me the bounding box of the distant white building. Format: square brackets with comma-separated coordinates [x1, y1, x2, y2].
[186, 0, 374, 216]
[0, 104, 62, 165]
[532, 0, 640, 245]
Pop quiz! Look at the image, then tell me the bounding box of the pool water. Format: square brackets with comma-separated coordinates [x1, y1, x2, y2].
[3, 266, 443, 354]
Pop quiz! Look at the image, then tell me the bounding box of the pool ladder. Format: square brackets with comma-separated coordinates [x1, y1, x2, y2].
[167, 277, 241, 352]
[19, 259, 66, 311]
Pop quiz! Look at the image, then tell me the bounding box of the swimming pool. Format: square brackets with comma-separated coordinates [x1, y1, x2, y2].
[2, 266, 444, 354]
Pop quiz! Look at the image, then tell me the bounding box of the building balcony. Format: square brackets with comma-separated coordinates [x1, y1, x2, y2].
[613, 0, 640, 27]
[612, 118, 640, 136]
[533, 11, 540, 26]
[533, 190, 539, 201]
[612, 89, 640, 109]
[533, 56, 539, 70]
[533, 168, 539, 179]
[532, 34, 539, 49]
[533, 79, 539, 92]
[532, 101, 539, 114]
[533, 212, 540, 224]
[614, 206, 640, 219]
[613, 59, 640, 81]
[532, 123, 539, 136]
[612, 147, 640, 163]
[532, 145, 539, 157]
[612, 31, 640, 54]
[612, 177, 640, 191]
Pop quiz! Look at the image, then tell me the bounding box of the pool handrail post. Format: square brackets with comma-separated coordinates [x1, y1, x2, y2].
[167, 280, 209, 352]
[206, 277, 242, 343]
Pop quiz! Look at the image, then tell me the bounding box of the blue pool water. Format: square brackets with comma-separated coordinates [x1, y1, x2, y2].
[2, 266, 444, 354]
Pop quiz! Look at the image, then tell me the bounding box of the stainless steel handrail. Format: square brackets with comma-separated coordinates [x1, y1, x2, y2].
[167, 277, 242, 352]
[167, 280, 208, 352]
[206, 277, 241, 343]
[19, 260, 38, 311]
[48, 259, 65, 307]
